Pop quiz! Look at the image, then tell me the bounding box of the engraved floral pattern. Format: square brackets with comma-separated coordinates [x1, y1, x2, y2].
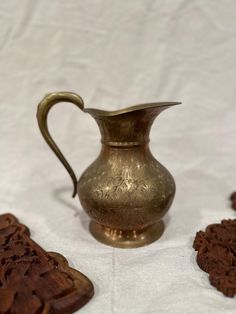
[0, 214, 93, 314]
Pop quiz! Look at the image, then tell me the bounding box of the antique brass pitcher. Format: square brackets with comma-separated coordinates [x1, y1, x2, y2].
[37, 92, 180, 248]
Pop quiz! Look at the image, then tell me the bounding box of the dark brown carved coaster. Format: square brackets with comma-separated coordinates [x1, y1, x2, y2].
[230, 191, 236, 210]
[0, 213, 94, 314]
[193, 219, 236, 297]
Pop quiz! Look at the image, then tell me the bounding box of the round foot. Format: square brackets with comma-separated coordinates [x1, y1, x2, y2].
[89, 221, 164, 248]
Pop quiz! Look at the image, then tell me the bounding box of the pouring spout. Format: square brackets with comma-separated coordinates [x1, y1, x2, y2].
[84, 102, 181, 117]
[85, 102, 181, 147]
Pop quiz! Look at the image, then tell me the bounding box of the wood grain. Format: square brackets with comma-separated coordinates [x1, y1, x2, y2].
[0, 213, 94, 313]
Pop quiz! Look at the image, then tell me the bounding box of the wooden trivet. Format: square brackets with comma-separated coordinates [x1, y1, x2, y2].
[193, 219, 236, 297]
[0, 213, 94, 314]
[230, 191, 236, 210]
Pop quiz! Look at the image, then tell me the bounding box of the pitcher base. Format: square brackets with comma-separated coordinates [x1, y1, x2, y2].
[89, 221, 164, 248]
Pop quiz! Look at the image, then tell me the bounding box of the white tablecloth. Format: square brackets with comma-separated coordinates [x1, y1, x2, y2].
[0, 1, 236, 313]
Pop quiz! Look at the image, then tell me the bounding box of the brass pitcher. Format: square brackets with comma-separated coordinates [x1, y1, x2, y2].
[37, 92, 180, 248]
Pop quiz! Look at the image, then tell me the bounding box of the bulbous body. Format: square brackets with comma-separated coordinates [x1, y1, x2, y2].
[78, 145, 175, 231]
[37, 92, 180, 248]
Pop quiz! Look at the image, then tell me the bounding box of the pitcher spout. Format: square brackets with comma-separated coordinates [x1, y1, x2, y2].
[84, 102, 181, 117]
[85, 102, 181, 147]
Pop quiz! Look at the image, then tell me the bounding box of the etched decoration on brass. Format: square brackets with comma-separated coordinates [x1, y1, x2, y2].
[0, 213, 94, 313]
[37, 92, 180, 248]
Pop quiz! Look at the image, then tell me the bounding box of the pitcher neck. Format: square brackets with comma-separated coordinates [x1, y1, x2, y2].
[94, 113, 154, 148]
[89, 102, 180, 148]
[101, 137, 150, 148]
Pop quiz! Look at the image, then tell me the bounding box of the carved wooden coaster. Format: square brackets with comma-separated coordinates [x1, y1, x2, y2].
[0, 213, 94, 313]
[230, 191, 236, 210]
[193, 219, 236, 297]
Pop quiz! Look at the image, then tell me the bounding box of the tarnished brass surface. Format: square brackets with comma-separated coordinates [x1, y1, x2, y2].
[89, 221, 165, 248]
[37, 92, 180, 248]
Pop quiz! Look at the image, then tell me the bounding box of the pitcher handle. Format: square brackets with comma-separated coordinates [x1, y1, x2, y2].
[37, 92, 84, 198]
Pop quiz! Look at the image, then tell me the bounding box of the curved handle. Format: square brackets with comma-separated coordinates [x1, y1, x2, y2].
[37, 92, 84, 198]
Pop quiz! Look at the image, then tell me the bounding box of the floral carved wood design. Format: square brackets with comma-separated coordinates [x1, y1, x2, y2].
[193, 219, 236, 297]
[0, 214, 94, 314]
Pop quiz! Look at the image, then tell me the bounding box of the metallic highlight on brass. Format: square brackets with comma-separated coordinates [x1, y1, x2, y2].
[89, 221, 165, 249]
[37, 92, 180, 248]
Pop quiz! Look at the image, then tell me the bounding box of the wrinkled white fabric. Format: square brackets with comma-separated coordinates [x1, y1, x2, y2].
[0, 1, 236, 313]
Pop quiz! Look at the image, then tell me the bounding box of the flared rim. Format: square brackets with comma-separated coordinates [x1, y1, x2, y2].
[84, 102, 181, 117]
